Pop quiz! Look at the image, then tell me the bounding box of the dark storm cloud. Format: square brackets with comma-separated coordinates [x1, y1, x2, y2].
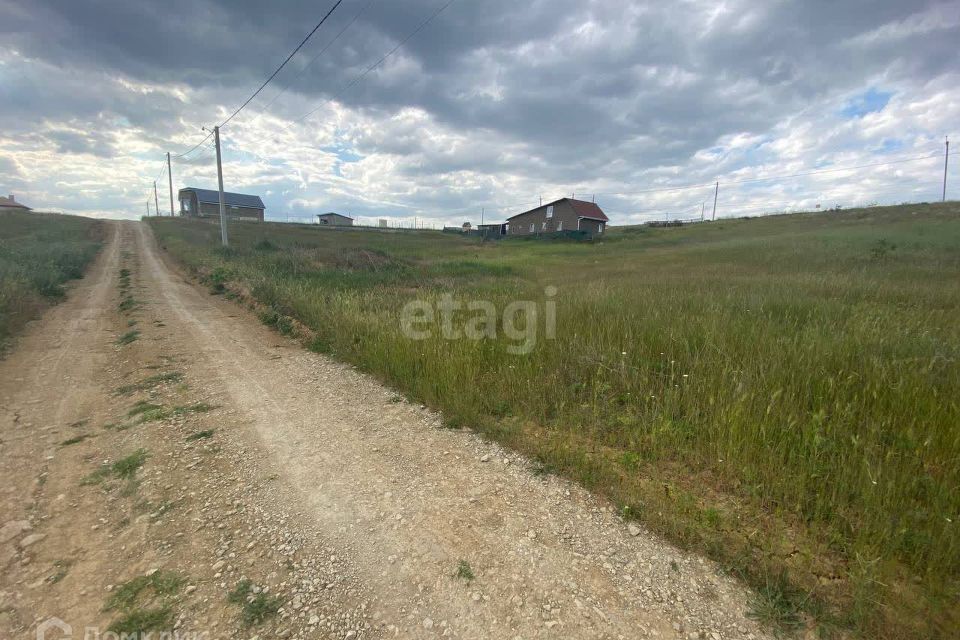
[44, 129, 118, 157]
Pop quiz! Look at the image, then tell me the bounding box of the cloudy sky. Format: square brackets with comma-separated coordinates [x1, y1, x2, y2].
[1, 0, 958, 225]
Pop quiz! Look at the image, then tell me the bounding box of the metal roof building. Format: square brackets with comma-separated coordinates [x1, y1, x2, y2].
[317, 212, 354, 226]
[178, 187, 265, 221]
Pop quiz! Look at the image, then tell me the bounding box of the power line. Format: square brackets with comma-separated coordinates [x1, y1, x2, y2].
[219, 0, 344, 128]
[623, 181, 949, 222]
[580, 148, 953, 199]
[720, 151, 950, 186]
[335, 0, 456, 100]
[415, 150, 956, 223]
[167, 0, 344, 160]
[253, 0, 379, 121]
[171, 130, 214, 159]
[241, 0, 458, 147]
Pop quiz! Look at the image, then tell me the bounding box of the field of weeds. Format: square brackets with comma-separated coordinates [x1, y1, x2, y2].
[148, 202, 960, 638]
[0, 211, 103, 348]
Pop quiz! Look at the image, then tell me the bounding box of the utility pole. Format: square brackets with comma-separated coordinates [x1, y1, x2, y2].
[701, 202, 705, 221]
[146, 201, 150, 217]
[153, 181, 160, 217]
[481, 207, 484, 226]
[944, 136, 950, 202]
[212, 125, 229, 246]
[711, 181, 719, 221]
[167, 152, 175, 216]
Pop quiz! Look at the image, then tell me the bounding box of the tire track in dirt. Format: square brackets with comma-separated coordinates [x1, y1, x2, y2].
[2, 223, 368, 639]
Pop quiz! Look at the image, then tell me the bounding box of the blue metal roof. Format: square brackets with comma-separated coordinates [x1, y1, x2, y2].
[180, 187, 265, 209]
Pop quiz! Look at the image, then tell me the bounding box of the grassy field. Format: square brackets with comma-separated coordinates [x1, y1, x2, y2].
[0, 211, 104, 349]
[148, 203, 960, 638]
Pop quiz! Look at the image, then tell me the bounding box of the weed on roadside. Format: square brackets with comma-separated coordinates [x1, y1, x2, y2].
[128, 401, 164, 417]
[104, 570, 184, 636]
[125, 400, 215, 426]
[60, 434, 90, 446]
[177, 402, 216, 414]
[118, 296, 136, 312]
[455, 560, 475, 581]
[530, 460, 555, 477]
[106, 571, 184, 612]
[748, 571, 806, 635]
[107, 607, 173, 636]
[81, 467, 112, 486]
[116, 330, 140, 345]
[112, 449, 148, 479]
[186, 429, 215, 441]
[207, 266, 230, 295]
[114, 372, 184, 395]
[82, 449, 148, 485]
[227, 579, 282, 627]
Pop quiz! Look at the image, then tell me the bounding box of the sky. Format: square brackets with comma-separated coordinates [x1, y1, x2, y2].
[1, 0, 958, 225]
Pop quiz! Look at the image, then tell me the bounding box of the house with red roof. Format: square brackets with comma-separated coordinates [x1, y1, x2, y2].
[504, 197, 608, 235]
[0, 194, 32, 212]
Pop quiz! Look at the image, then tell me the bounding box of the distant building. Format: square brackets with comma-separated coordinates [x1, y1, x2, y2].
[505, 198, 608, 235]
[462, 221, 472, 232]
[317, 212, 354, 226]
[477, 223, 507, 236]
[178, 187, 265, 221]
[379, 219, 388, 228]
[0, 194, 32, 211]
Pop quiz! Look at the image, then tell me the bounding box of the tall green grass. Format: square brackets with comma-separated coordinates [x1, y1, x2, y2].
[0, 211, 103, 347]
[149, 203, 960, 638]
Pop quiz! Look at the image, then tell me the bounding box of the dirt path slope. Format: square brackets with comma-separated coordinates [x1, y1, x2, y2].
[0, 221, 771, 640]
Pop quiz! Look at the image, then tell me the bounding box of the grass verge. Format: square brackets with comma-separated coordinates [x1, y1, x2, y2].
[0, 211, 103, 350]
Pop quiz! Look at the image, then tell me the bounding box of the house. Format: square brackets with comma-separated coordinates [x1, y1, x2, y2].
[317, 212, 353, 226]
[462, 221, 472, 232]
[505, 198, 608, 235]
[0, 194, 32, 211]
[178, 187, 265, 221]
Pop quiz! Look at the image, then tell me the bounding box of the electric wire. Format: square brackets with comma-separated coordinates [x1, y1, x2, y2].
[240, 0, 458, 147]
[219, 0, 344, 128]
[253, 0, 379, 121]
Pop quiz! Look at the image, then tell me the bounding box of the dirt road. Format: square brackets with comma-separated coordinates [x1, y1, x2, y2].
[0, 221, 770, 639]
